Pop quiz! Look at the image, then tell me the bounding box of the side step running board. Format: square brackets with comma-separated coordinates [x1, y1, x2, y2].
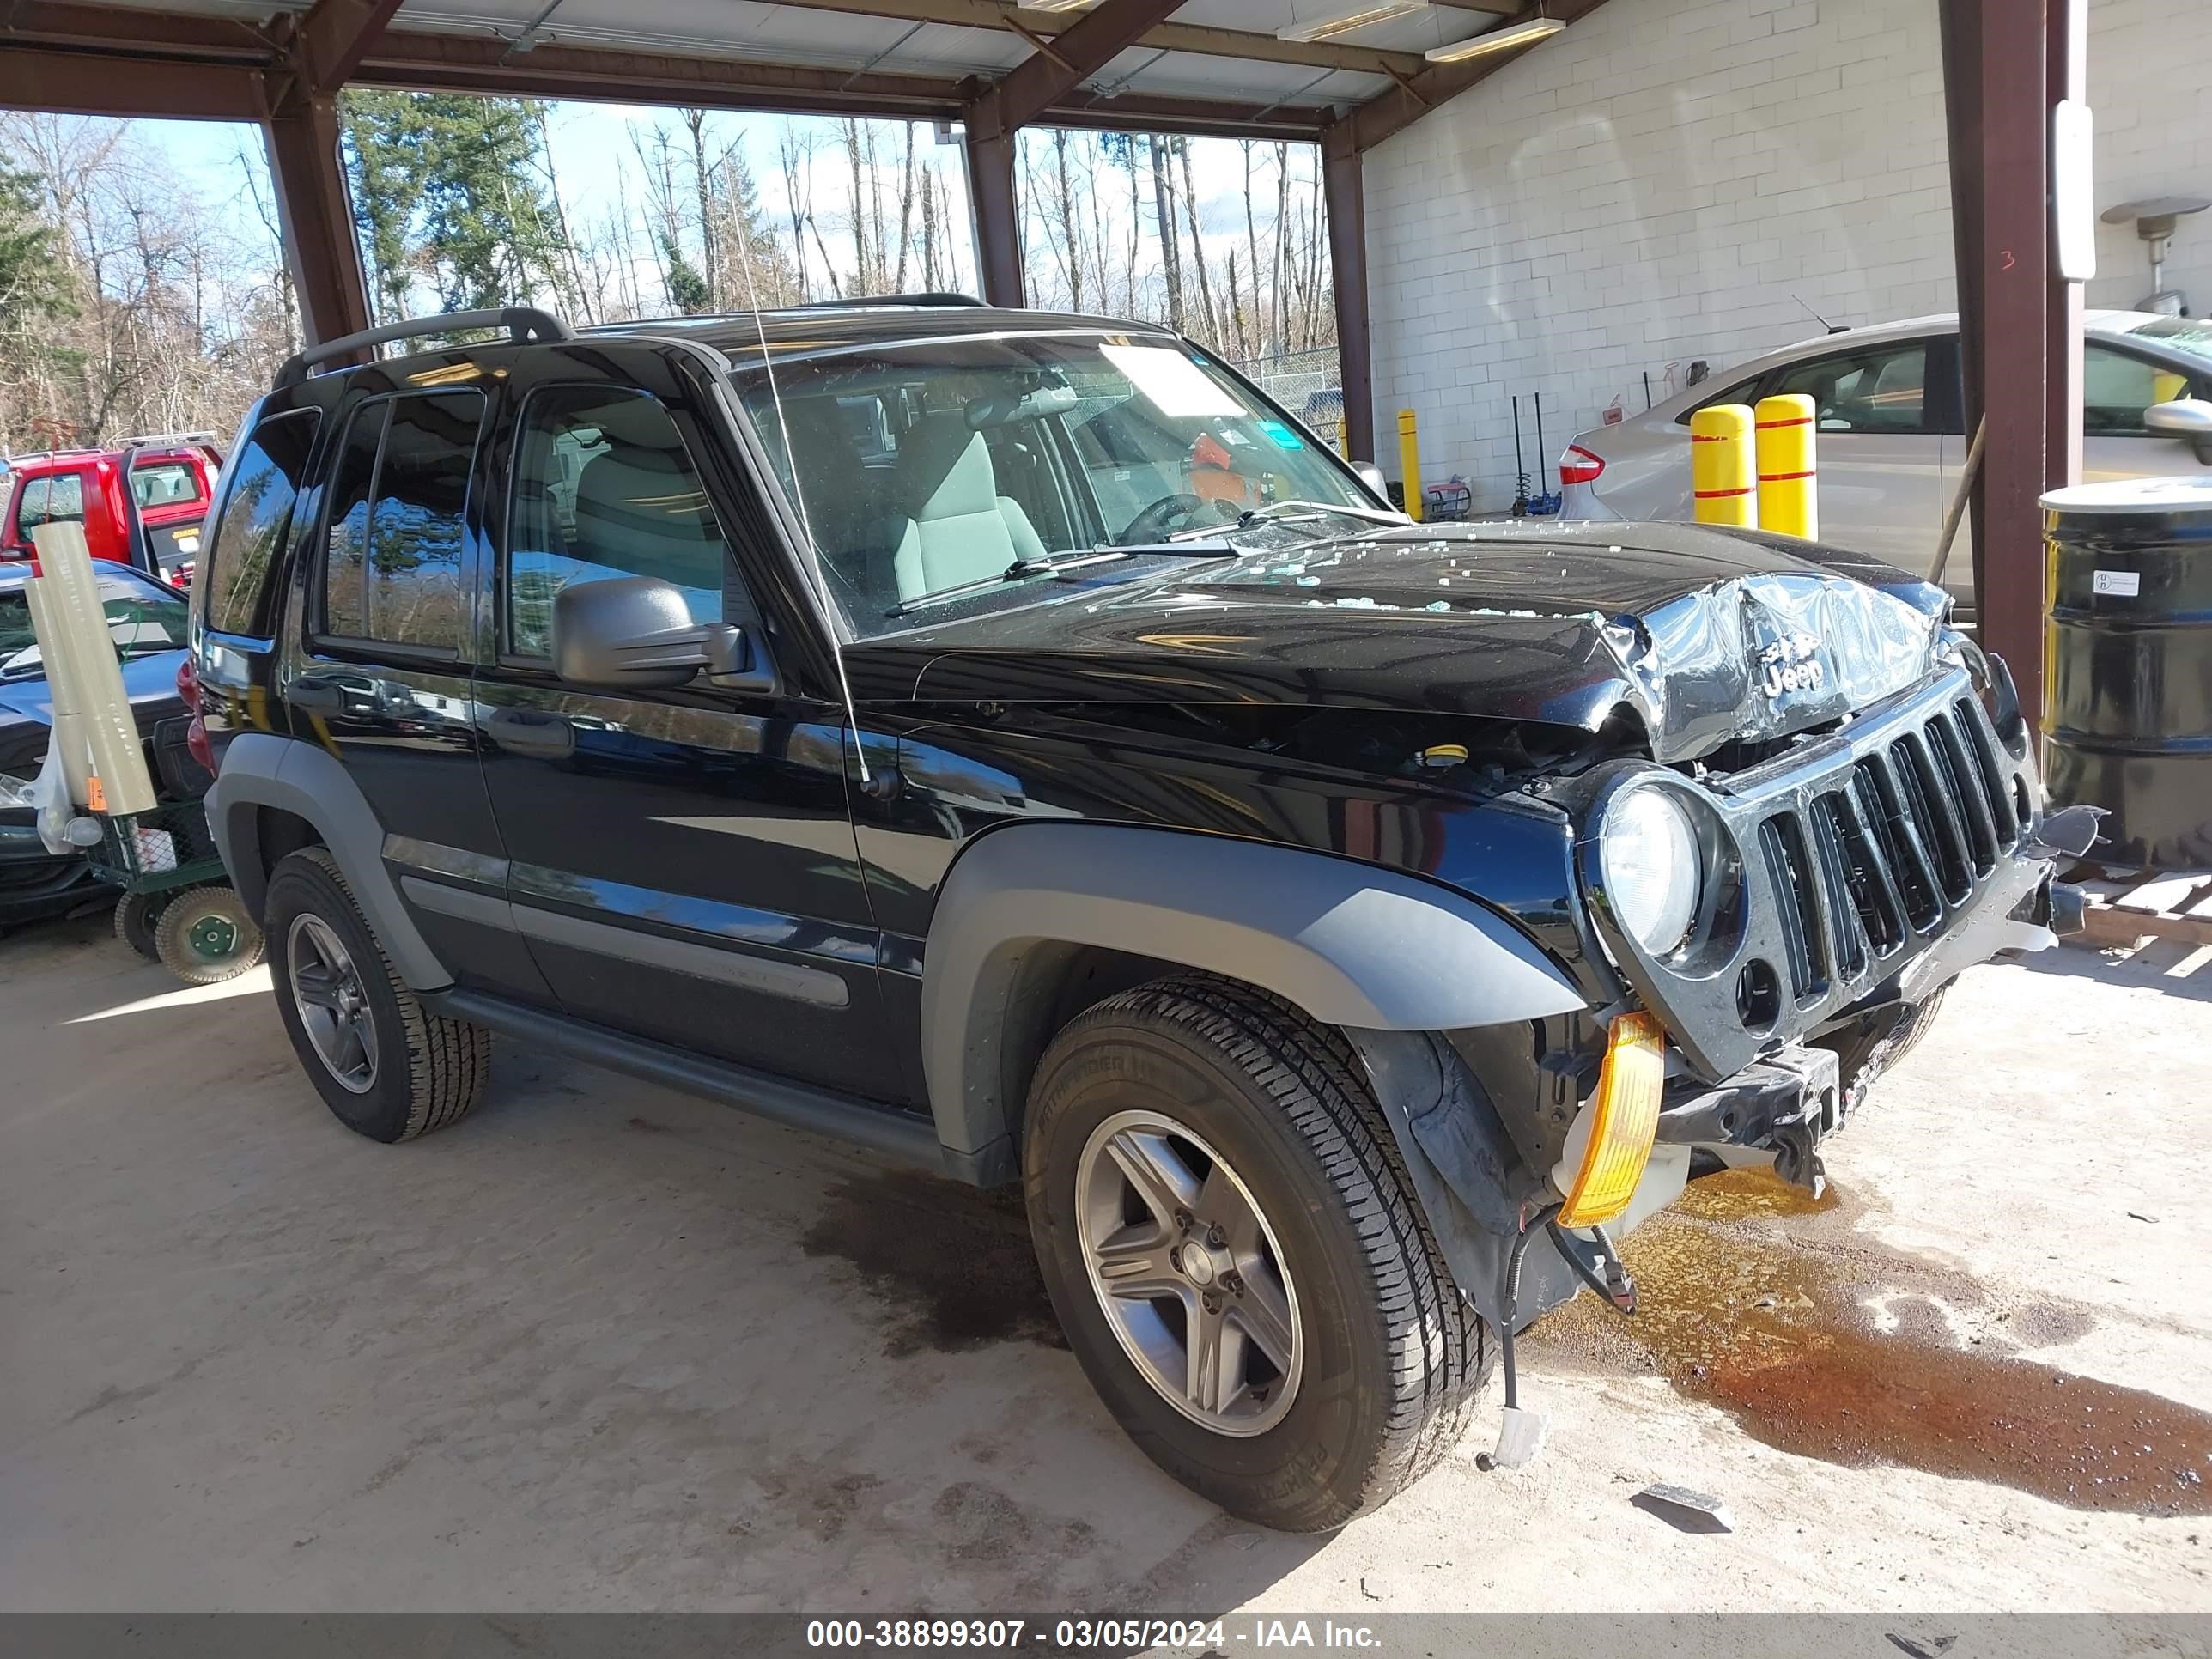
[425, 987, 945, 1173]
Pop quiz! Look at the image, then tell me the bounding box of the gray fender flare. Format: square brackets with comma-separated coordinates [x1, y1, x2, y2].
[204, 732, 453, 991]
[918, 822, 1586, 1184]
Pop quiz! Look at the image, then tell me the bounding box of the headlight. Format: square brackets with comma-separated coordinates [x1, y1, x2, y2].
[1600, 784, 1703, 954]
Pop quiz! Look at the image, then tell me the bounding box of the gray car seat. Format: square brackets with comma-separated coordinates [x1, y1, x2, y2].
[890, 415, 1048, 601]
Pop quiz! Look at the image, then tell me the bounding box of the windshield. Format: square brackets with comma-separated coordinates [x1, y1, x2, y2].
[0, 574, 190, 679]
[733, 332, 1390, 637]
[2124, 315, 2212, 372]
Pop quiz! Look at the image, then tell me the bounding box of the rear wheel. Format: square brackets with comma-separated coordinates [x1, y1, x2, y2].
[264, 847, 489, 1142]
[1024, 975, 1487, 1532]
[153, 884, 263, 984]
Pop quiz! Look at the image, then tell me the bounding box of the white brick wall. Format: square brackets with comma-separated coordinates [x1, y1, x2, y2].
[2089, 0, 2212, 313]
[1363, 0, 2212, 509]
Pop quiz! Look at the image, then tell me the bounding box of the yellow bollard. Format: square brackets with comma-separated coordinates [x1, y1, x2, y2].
[1397, 409, 1424, 523]
[1754, 393, 1818, 539]
[1690, 404, 1758, 528]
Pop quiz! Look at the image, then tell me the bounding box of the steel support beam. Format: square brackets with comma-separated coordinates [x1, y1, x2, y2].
[1335, 0, 1613, 155]
[1322, 125, 1373, 465]
[253, 0, 399, 347]
[0, 5, 1331, 138]
[262, 93, 374, 347]
[1941, 0, 2063, 726]
[757, 0, 1425, 81]
[293, 0, 407, 93]
[988, 0, 1191, 132]
[359, 32, 1324, 137]
[965, 126, 1024, 307]
[0, 45, 265, 120]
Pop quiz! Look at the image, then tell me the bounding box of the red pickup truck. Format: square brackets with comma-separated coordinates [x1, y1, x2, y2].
[0, 436, 223, 588]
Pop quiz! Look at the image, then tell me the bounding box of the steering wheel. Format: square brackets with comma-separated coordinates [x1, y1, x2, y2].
[1116, 493, 1205, 544]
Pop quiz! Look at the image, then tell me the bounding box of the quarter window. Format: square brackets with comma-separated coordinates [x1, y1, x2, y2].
[319, 390, 485, 652]
[504, 386, 727, 659]
[204, 410, 319, 636]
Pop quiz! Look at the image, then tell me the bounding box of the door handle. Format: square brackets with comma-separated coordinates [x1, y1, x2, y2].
[287, 676, 345, 714]
[488, 708, 575, 758]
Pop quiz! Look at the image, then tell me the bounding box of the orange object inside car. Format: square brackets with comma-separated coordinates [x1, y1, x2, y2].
[1189, 431, 1255, 513]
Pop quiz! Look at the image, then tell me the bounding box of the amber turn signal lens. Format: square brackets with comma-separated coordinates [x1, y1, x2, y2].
[1556, 1011, 1665, 1228]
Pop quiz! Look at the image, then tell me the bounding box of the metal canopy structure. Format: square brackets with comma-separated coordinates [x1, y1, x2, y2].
[0, 0, 1545, 434]
[0, 0, 2079, 723]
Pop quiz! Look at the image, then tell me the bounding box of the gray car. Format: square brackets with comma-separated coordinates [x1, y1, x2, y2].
[1560, 309, 2212, 615]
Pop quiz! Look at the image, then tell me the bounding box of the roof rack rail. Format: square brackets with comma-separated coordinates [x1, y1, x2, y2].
[794, 293, 987, 309]
[276, 307, 574, 389]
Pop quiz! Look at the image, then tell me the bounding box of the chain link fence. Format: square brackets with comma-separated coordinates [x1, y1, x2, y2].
[1230, 347, 1344, 452]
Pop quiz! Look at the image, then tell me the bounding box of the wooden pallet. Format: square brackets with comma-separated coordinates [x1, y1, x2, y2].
[2064, 867, 2212, 981]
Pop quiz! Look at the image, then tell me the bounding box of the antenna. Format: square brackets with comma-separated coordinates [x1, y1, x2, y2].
[731, 222, 872, 783]
[1794, 295, 1846, 335]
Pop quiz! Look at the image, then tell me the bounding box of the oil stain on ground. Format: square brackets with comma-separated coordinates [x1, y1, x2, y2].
[1528, 1168, 2212, 1516]
[802, 1170, 1069, 1358]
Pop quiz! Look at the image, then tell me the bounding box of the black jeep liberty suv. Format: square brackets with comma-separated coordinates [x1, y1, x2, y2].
[191, 300, 2081, 1532]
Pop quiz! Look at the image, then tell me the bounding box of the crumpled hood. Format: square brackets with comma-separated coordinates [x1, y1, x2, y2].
[848, 519, 1954, 763]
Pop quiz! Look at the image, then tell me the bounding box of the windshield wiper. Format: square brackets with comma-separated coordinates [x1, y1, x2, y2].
[1098, 539, 1238, 558]
[1241, 499, 1409, 528]
[885, 543, 1237, 618]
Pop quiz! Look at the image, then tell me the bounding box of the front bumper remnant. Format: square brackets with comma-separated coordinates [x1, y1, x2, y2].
[1656, 1043, 1842, 1194]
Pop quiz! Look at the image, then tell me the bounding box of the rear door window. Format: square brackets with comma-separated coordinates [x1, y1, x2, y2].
[319, 390, 486, 653]
[203, 409, 319, 636]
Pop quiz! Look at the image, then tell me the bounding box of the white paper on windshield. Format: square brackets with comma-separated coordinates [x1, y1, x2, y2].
[1102, 344, 1240, 419]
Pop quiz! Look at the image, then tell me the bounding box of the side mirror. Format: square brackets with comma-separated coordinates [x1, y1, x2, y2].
[550, 576, 773, 694]
[1356, 463, 1389, 501]
[2144, 398, 2212, 465]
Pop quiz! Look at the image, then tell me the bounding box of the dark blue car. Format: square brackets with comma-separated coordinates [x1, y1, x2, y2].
[0, 562, 197, 931]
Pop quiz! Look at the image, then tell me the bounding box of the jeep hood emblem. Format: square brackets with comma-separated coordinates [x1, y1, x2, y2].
[1759, 630, 1826, 699]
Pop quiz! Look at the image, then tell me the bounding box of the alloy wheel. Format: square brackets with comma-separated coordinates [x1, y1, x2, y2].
[288, 914, 379, 1095]
[1073, 1109, 1304, 1437]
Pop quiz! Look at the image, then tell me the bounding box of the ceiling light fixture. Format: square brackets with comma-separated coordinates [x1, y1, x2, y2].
[1425, 13, 1564, 62]
[1278, 0, 1429, 44]
[1017, 0, 1101, 12]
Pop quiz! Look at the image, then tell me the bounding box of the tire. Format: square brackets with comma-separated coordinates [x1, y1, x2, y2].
[264, 847, 489, 1143]
[152, 884, 264, 984]
[113, 890, 167, 960]
[1023, 974, 1488, 1533]
[1832, 982, 1951, 1117]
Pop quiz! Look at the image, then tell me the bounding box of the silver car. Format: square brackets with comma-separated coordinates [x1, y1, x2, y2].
[1559, 309, 2212, 615]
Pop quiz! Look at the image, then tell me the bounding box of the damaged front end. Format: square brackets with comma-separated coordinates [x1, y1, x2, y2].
[1346, 649, 2087, 1467]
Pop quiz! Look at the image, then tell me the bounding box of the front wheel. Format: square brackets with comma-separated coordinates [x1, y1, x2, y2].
[1023, 975, 1487, 1532]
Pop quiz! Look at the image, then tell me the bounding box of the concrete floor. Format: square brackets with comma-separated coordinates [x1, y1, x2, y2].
[3, 910, 2209, 1614]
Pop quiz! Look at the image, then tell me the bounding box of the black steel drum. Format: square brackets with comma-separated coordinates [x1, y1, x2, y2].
[2041, 476, 2212, 869]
